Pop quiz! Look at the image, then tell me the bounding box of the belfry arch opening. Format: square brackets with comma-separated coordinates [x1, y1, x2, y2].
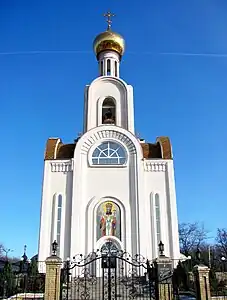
[102, 97, 116, 124]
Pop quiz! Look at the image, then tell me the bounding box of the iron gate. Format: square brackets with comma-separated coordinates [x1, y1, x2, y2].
[61, 242, 157, 300]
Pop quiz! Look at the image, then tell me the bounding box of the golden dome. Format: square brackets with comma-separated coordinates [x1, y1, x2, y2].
[93, 29, 125, 58]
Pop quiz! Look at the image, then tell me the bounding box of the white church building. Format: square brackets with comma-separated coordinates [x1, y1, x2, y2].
[38, 15, 180, 262]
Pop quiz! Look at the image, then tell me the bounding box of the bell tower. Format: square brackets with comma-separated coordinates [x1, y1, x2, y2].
[84, 12, 135, 134]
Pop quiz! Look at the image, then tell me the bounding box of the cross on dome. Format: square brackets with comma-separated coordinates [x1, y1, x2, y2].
[103, 11, 115, 30]
[93, 11, 125, 60]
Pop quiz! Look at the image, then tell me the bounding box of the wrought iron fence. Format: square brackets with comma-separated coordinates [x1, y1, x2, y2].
[59, 246, 198, 300]
[60, 245, 156, 300]
[210, 269, 227, 299]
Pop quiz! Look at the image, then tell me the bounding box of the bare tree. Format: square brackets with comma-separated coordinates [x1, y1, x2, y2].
[0, 244, 14, 260]
[216, 228, 227, 258]
[0, 243, 5, 258]
[179, 222, 208, 255]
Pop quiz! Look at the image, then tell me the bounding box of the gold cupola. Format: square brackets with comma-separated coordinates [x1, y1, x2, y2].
[93, 11, 125, 59]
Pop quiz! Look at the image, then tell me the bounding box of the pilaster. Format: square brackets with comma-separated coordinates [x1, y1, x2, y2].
[44, 255, 62, 300]
[154, 255, 173, 300]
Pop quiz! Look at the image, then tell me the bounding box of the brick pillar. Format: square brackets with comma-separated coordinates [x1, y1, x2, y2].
[44, 256, 62, 300]
[154, 255, 173, 300]
[193, 265, 211, 300]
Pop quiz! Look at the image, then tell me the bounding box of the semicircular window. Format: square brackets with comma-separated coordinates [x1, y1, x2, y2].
[92, 141, 127, 165]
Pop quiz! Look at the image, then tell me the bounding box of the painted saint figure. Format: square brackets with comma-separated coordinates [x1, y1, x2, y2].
[100, 202, 116, 236]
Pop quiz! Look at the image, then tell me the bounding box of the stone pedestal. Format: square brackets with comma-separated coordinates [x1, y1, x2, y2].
[44, 255, 62, 300]
[193, 264, 211, 300]
[154, 255, 173, 300]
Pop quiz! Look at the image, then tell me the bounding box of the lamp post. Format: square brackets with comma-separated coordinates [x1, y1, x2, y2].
[221, 256, 226, 272]
[66, 258, 70, 300]
[20, 245, 30, 292]
[196, 248, 201, 264]
[20, 245, 30, 273]
[186, 255, 192, 271]
[2, 248, 13, 260]
[158, 241, 164, 257]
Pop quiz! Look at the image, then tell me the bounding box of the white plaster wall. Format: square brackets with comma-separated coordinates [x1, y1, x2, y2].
[165, 160, 180, 260]
[84, 77, 135, 134]
[83, 167, 131, 253]
[38, 155, 180, 263]
[38, 161, 50, 262]
[38, 160, 72, 262]
[70, 126, 144, 259]
[143, 160, 180, 260]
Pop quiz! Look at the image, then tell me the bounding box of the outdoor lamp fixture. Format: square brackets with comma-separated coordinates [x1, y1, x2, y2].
[20, 245, 29, 273]
[52, 240, 58, 256]
[221, 256, 226, 271]
[66, 257, 70, 270]
[158, 241, 164, 256]
[196, 248, 201, 262]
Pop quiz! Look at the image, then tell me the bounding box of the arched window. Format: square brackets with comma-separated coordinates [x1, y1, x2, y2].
[107, 59, 111, 75]
[102, 97, 116, 124]
[97, 201, 121, 241]
[155, 194, 161, 249]
[100, 61, 104, 76]
[50, 194, 63, 256]
[92, 141, 127, 165]
[50, 196, 56, 253]
[101, 241, 119, 255]
[115, 61, 118, 77]
[56, 195, 62, 255]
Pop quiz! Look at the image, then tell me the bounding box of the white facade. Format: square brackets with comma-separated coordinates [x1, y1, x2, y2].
[38, 31, 180, 263]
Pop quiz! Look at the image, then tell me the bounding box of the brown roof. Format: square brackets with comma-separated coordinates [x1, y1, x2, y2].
[56, 144, 76, 159]
[44, 136, 172, 160]
[140, 142, 162, 159]
[140, 137, 172, 159]
[44, 138, 59, 160]
[156, 136, 172, 159]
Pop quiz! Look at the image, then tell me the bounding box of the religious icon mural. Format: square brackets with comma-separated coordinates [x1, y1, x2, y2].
[97, 201, 121, 240]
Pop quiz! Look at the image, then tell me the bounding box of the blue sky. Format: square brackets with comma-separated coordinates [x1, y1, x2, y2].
[0, 0, 226, 259]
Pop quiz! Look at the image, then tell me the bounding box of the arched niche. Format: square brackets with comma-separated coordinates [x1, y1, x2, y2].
[96, 200, 121, 241]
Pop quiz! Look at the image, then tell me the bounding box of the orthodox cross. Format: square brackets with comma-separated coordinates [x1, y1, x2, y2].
[103, 11, 115, 30]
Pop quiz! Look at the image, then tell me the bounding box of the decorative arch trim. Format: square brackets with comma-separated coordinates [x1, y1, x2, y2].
[81, 129, 136, 155]
[96, 236, 123, 252]
[88, 76, 128, 93]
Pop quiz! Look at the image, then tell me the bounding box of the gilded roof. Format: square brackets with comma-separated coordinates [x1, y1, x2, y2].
[93, 30, 125, 57]
[44, 136, 172, 160]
